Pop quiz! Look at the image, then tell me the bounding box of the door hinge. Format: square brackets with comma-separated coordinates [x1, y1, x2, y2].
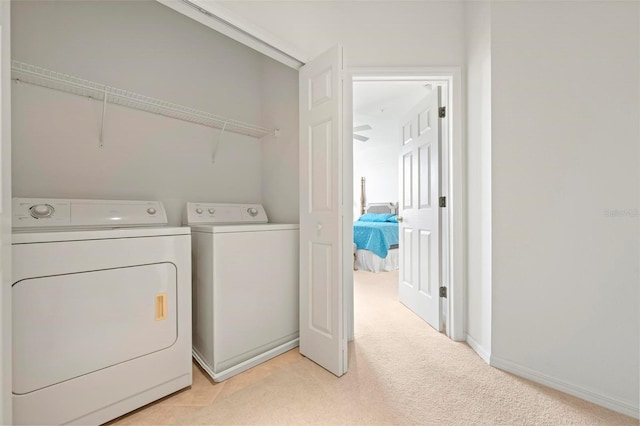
[439, 286, 447, 298]
[439, 196, 446, 208]
[439, 106, 446, 118]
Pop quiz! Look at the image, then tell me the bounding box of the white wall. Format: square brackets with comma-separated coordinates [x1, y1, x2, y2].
[353, 114, 400, 218]
[490, 1, 639, 417]
[11, 0, 284, 225]
[259, 59, 299, 224]
[0, 1, 11, 422]
[464, 1, 492, 363]
[218, 1, 465, 67]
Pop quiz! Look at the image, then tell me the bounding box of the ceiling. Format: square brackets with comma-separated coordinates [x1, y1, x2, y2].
[354, 81, 433, 122]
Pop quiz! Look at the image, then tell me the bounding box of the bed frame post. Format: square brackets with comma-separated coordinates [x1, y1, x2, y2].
[360, 177, 365, 216]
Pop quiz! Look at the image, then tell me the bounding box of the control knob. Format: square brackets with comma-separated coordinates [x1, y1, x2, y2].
[195, 208, 203, 214]
[147, 207, 157, 215]
[30, 204, 54, 219]
[247, 207, 258, 217]
[208, 208, 216, 215]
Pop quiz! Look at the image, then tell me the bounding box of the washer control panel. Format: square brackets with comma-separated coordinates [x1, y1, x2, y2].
[183, 203, 268, 225]
[13, 198, 168, 230]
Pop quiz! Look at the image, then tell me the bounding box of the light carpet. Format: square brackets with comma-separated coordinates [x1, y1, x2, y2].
[109, 270, 636, 425]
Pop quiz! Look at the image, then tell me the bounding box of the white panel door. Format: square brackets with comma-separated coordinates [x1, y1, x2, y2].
[398, 87, 442, 331]
[299, 45, 347, 377]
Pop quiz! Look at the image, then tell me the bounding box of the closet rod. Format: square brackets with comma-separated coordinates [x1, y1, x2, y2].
[11, 61, 277, 139]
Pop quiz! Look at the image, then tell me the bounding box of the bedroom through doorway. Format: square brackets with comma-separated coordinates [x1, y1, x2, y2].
[351, 77, 451, 335]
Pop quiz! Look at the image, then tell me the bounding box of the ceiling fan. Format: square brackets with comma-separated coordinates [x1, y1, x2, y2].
[353, 124, 372, 142]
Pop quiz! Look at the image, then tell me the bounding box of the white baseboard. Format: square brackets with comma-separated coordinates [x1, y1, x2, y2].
[193, 338, 299, 382]
[466, 334, 490, 364]
[490, 356, 639, 419]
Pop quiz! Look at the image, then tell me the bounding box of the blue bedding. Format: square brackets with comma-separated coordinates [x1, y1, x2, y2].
[353, 221, 399, 258]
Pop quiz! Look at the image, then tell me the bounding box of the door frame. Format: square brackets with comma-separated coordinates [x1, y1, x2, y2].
[347, 67, 465, 342]
[0, 0, 11, 422]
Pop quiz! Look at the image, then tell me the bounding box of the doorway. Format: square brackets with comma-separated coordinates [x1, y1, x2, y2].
[347, 69, 464, 343]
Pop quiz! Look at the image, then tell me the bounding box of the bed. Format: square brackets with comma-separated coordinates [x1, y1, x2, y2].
[353, 177, 399, 272]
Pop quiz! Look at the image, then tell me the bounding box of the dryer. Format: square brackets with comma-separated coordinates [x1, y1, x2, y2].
[12, 198, 192, 425]
[184, 202, 299, 382]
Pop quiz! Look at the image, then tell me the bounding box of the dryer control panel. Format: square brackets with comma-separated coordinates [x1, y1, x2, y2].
[12, 198, 168, 230]
[183, 203, 268, 225]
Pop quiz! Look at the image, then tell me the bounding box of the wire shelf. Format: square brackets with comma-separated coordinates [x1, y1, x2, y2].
[11, 61, 277, 139]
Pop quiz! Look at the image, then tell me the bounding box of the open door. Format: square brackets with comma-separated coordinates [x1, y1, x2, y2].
[298, 45, 348, 377]
[398, 87, 443, 332]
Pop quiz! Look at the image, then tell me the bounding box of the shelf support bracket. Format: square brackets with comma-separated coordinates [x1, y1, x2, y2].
[99, 87, 108, 148]
[212, 121, 227, 163]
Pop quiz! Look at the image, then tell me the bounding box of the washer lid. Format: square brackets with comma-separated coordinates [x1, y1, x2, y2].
[12, 198, 168, 231]
[190, 223, 299, 234]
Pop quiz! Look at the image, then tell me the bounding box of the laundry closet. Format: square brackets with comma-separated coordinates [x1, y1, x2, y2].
[10, 1, 300, 424]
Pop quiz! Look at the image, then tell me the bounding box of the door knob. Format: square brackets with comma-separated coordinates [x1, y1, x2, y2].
[396, 216, 404, 222]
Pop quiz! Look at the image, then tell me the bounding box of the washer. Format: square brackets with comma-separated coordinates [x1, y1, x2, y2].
[12, 198, 192, 425]
[184, 202, 299, 382]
